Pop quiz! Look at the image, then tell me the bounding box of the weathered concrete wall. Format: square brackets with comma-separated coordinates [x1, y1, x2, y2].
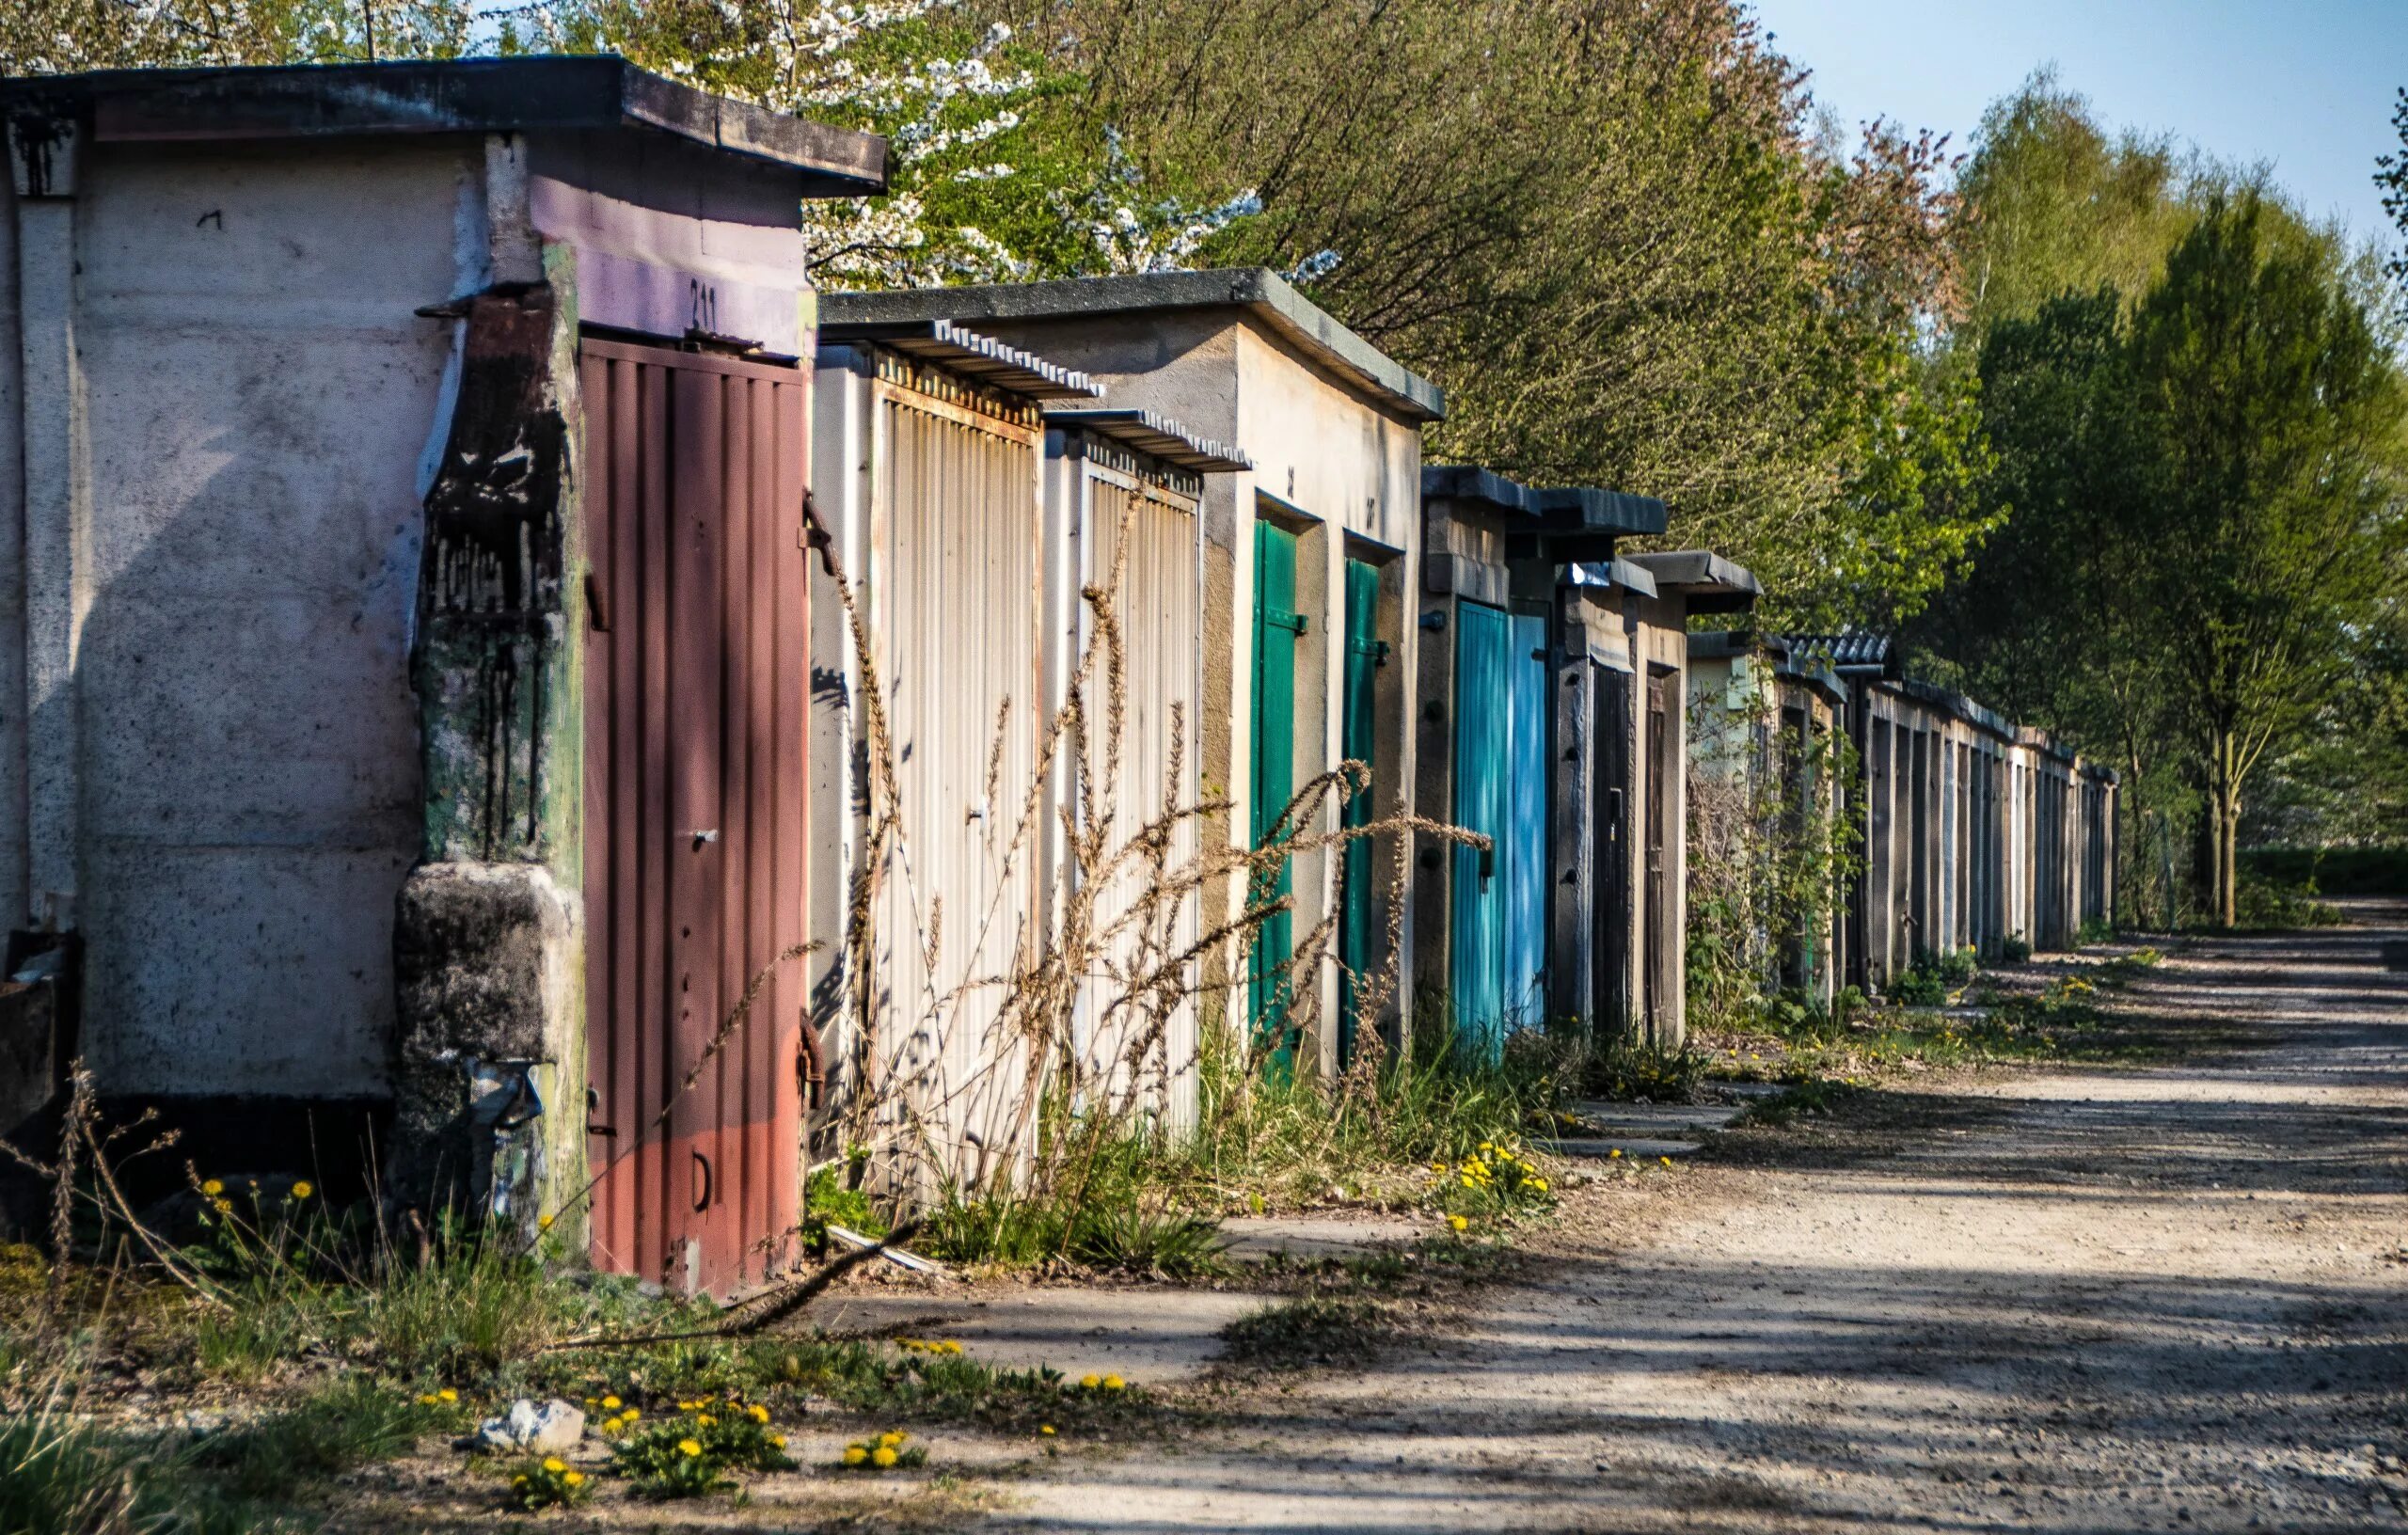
[63, 140, 468, 1100]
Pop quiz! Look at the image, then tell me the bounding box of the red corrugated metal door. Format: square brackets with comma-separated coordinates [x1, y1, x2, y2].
[578, 338, 809, 1295]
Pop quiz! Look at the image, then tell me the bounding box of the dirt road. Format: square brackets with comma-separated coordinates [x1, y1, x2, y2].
[997, 911, 2408, 1532]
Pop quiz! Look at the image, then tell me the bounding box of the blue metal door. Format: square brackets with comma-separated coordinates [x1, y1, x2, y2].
[1505, 611, 1549, 1030]
[1450, 602, 1509, 1061]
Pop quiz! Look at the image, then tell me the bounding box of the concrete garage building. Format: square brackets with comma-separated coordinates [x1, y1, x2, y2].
[820, 273, 1441, 1078]
[1412, 467, 1668, 1058]
[0, 58, 884, 1291]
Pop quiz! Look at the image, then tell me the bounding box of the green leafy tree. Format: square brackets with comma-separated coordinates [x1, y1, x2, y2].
[1951, 70, 2194, 335]
[1069, 0, 1987, 628]
[2127, 190, 2408, 926]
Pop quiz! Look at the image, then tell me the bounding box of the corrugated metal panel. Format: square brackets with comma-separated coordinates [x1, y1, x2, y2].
[579, 338, 809, 1295]
[869, 376, 1044, 1186]
[1077, 467, 1203, 1115]
[1504, 611, 1548, 1028]
[1450, 600, 1509, 1059]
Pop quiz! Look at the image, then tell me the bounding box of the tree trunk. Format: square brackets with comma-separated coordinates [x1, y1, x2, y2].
[2204, 729, 2242, 929]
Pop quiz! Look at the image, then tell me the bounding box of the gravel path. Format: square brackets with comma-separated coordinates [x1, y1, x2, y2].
[994, 909, 2408, 1532]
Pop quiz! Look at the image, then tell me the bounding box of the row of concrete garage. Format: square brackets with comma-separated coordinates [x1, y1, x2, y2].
[0, 57, 2113, 1291]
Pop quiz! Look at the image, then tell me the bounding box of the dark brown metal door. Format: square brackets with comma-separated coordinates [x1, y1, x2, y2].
[1591, 664, 1632, 1032]
[1642, 672, 1675, 1036]
[579, 338, 809, 1295]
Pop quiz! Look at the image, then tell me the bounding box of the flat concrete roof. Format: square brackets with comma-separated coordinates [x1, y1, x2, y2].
[822, 269, 1446, 424]
[1562, 559, 1657, 598]
[1626, 549, 1761, 611]
[1422, 466, 1541, 516]
[0, 56, 887, 196]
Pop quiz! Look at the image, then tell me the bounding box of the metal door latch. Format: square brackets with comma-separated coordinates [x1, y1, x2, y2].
[691, 829, 719, 848]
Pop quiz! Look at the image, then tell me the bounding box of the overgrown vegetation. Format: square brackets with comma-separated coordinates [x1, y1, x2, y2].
[1706, 949, 2167, 1083]
[1687, 686, 1863, 1036]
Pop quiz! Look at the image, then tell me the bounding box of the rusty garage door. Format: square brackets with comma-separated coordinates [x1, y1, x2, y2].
[579, 338, 810, 1295]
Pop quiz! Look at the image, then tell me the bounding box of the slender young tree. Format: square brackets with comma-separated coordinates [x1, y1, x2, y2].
[2127, 190, 2408, 926]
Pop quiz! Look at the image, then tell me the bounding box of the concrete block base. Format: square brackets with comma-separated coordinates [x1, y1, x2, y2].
[389, 861, 583, 1249]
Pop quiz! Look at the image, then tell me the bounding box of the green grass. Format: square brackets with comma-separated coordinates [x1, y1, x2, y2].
[547, 1332, 1163, 1435]
[191, 1377, 462, 1499]
[0, 1372, 277, 1535]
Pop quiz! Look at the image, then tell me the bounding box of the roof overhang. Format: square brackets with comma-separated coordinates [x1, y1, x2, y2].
[1562, 559, 1657, 599]
[1625, 549, 1761, 614]
[822, 270, 1445, 423]
[1045, 408, 1249, 473]
[821, 319, 1101, 401]
[1424, 466, 1670, 562]
[1529, 484, 1668, 562]
[0, 56, 887, 197]
[1422, 465, 1539, 516]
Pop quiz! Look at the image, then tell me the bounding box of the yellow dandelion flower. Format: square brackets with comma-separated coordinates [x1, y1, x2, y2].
[1659, 1156, 1673, 1168]
[879, 1431, 907, 1448]
[1608, 1148, 1623, 1160]
[290, 1180, 313, 1200]
[697, 1413, 716, 1427]
[437, 1388, 458, 1403]
[620, 1408, 640, 1422]
[418, 1393, 440, 1406]
[677, 1438, 702, 1457]
[872, 1446, 899, 1468]
[542, 1457, 566, 1474]
[1080, 1373, 1101, 1389]
[200, 1179, 224, 1196]
[1447, 1213, 1468, 1232]
[563, 1470, 585, 1487]
[769, 1434, 785, 1449]
[844, 1445, 869, 1465]
[213, 1198, 233, 1215]
[749, 1403, 770, 1423]
[1103, 1374, 1126, 1390]
[1039, 1425, 1055, 1436]
[514, 1475, 530, 1489]
[601, 1395, 622, 1411]
[538, 1213, 555, 1231]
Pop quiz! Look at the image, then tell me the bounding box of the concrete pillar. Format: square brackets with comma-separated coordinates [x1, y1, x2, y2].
[10, 115, 85, 932]
[1547, 595, 1595, 1035]
[388, 150, 587, 1241]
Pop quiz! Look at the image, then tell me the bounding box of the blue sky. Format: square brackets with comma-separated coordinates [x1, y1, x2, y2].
[1748, 0, 2404, 249]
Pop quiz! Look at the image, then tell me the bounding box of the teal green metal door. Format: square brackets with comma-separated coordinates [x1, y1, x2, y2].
[1249, 521, 1303, 1059]
[1505, 611, 1548, 1029]
[1338, 558, 1381, 1062]
[1451, 601, 1510, 1062]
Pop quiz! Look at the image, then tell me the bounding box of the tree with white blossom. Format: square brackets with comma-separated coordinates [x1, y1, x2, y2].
[554, 0, 1261, 288]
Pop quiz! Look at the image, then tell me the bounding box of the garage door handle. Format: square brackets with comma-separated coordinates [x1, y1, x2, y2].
[692, 1151, 714, 1211]
[691, 829, 719, 848]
